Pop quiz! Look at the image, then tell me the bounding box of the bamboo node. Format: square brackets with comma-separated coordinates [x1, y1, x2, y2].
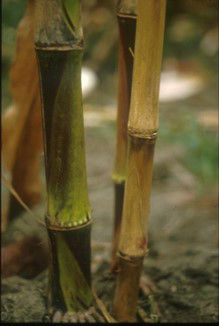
[128, 126, 158, 140]
[112, 173, 126, 184]
[45, 215, 92, 231]
[116, 0, 137, 18]
[117, 251, 144, 266]
[35, 44, 83, 51]
[116, 12, 137, 19]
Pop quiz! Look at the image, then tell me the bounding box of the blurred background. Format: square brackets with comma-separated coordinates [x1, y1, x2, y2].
[1, 0, 218, 323]
[2, 0, 218, 188]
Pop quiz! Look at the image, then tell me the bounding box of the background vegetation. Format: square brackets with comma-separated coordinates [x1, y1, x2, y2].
[2, 0, 218, 193]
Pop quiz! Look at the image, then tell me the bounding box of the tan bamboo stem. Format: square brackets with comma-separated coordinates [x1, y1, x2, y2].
[111, 0, 137, 271]
[113, 0, 166, 321]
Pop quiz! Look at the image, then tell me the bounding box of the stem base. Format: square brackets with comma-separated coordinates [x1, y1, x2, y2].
[47, 222, 92, 312]
[113, 254, 143, 322]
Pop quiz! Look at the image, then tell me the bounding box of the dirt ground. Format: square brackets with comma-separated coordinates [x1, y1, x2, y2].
[1, 81, 218, 323]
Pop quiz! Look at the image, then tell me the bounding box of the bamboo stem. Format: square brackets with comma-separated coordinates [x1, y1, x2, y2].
[47, 224, 92, 311]
[111, 0, 137, 270]
[128, 0, 166, 139]
[34, 0, 92, 312]
[113, 0, 166, 321]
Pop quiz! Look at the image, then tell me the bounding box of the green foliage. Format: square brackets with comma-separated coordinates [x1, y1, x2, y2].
[2, 0, 26, 27]
[159, 114, 218, 186]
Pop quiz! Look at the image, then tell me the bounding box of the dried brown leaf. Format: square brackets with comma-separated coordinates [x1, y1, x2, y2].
[2, 0, 43, 228]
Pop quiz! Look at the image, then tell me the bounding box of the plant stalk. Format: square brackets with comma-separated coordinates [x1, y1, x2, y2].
[113, 0, 166, 321]
[34, 0, 92, 312]
[111, 0, 137, 270]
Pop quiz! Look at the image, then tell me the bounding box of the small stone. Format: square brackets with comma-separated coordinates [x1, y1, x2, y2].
[53, 310, 62, 322]
[77, 311, 86, 323]
[171, 285, 177, 292]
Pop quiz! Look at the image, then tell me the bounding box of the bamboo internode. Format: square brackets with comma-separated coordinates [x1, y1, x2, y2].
[119, 137, 155, 258]
[128, 0, 166, 140]
[34, 1, 91, 228]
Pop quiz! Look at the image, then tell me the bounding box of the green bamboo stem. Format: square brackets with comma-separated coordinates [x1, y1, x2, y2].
[113, 0, 166, 321]
[34, 0, 92, 312]
[111, 0, 137, 270]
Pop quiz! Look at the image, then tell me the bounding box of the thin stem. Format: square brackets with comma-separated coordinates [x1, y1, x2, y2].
[111, 0, 137, 270]
[113, 0, 166, 321]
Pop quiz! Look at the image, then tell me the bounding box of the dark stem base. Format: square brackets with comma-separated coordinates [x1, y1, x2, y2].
[46, 222, 92, 312]
[111, 182, 125, 272]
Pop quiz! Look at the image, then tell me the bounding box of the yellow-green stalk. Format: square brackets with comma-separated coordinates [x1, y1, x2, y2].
[34, 0, 92, 312]
[111, 0, 137, 271]
[113, 0, 166, 321]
